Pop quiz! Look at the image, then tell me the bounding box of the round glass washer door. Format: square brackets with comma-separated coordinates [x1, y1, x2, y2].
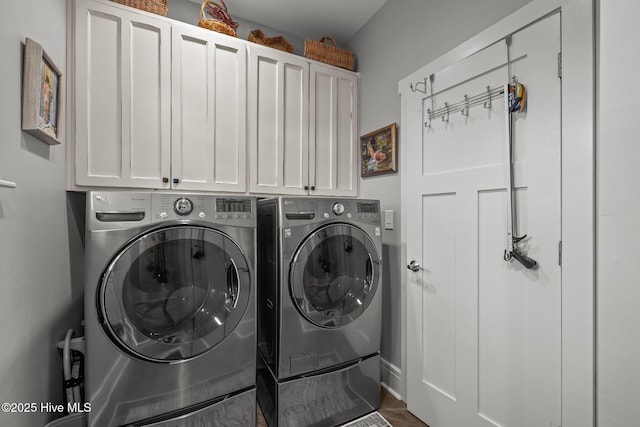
[290, 223, 380, 328]
[99, 225, 251, 362]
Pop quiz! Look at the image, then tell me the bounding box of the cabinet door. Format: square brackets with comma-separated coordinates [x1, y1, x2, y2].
[248, 45, 309, 195]
[309, 64, 358, 197]
[172, 24, 247, 192]
[74, 0, 171, 188]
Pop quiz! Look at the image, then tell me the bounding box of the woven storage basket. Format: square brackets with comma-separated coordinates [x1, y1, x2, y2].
[304, 36, 354, 71]
[198, 1, 237, 37]
[248, 29, 294, 53]
[110, 0, 168, 16]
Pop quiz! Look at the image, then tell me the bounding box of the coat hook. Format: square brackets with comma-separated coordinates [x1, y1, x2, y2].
[483, 86, 492, 109]
[410, 77, 428, 94]
[462, 95, 469, 116]
[443, 103, 449, 122]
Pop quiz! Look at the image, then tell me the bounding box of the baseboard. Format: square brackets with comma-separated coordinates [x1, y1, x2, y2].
[380, 357, 403, 401]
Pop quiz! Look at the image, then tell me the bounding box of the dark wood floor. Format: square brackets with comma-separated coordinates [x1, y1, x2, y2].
[377, 388, 429, 427]
[256, 387, 428, 427]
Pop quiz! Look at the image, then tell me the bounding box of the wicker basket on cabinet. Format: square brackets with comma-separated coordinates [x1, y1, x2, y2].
[109, 0, 168, 16]
[198, 0, 238, 37]
[248, 29, 294, 53]
[304, 36, 355, 71]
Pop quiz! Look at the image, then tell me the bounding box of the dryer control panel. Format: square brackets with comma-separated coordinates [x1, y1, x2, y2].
[355, 201, 380, 222]
[278, 197, 381, 227]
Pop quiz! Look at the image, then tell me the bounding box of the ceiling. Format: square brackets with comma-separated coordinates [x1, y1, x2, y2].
[189, 0, 388, 43]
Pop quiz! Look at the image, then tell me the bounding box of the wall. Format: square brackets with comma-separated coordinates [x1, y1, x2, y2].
[0, 1, 84, 426]
[347, 0, 531, 397]
[597, 0, 640, 424]
[167, 0, 305, 55]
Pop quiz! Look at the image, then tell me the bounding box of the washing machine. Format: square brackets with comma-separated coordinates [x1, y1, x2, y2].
[256, 197, 382, 427]
[84, 191, 256, 427]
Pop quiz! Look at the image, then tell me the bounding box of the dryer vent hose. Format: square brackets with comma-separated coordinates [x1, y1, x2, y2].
[61, 329, 85, 411]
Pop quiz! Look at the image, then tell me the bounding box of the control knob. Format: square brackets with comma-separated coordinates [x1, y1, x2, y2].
[332, 202, 345, 216]
[174, 197, 193, 216]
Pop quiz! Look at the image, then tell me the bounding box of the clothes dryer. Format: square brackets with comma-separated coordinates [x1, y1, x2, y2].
[256, 197, 382, 427]
[84, 191, 256, 427]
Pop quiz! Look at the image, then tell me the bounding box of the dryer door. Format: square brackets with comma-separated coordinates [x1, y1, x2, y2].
[290, 223, 380, 328]
[99, 225, 251, 362]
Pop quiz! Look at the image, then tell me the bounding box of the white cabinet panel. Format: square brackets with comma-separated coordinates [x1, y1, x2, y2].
[310, 71, 333, 192]
[86, 12, 120, 179]
[248, 45, 309, 195]
[129, 22, 170, 183]
[74, 0, 170, 188]
[255, 56, 279, 187]
[172, 25, 246, 192]
[336, 76, 357, 192]
[309, 64, 358, 197]
[282, 63, 308, 189]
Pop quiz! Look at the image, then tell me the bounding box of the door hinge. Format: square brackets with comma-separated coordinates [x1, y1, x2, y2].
[557, 52, 562, 79]
[558, 240, 563, 266]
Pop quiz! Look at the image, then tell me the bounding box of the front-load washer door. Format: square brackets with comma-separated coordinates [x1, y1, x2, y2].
[99, 225, 251, 362]
[290, 223, 380, 328]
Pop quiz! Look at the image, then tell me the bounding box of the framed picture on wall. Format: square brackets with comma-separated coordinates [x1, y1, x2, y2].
[22, 38, 63, 145]
[360, 123, 397, 177]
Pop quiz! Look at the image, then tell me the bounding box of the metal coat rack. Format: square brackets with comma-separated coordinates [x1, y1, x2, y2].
[424, 86, 504, 127]
[409, 51, 527, 128]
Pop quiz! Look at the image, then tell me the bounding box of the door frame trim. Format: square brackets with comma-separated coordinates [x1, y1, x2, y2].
[398, 1, 595, 426]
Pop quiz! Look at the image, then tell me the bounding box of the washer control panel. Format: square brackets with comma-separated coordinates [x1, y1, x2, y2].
[88, 192, 255, 228]
[151, 193, 254, 224]
[174, 197, 193, 216]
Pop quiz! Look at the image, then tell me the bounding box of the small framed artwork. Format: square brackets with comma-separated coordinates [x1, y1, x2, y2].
[360, 123, 397, 177]
[22, 38, 63, 145]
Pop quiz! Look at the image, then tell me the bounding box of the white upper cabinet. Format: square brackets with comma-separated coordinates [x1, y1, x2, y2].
[71, 0, 358, 196]
[74, 0, 171, 189]
[309, 64, 358, 197]
[248, 45, 309, 195]
[171, 24, 247, 192]
[249, 47, 358, 197]
[73, 0, 246, 192]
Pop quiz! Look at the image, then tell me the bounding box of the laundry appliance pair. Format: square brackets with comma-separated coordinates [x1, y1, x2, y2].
[83, 191, 257, 426]
[256, 197, 383, 427]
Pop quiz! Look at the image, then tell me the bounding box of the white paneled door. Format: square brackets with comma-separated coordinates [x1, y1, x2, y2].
[405, 14, 561, 427]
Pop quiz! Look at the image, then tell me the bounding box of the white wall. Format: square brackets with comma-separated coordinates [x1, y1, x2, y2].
[347, 0, 531, 397]
[597, 0, 640, 424]
[0, 1, 84, 426]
